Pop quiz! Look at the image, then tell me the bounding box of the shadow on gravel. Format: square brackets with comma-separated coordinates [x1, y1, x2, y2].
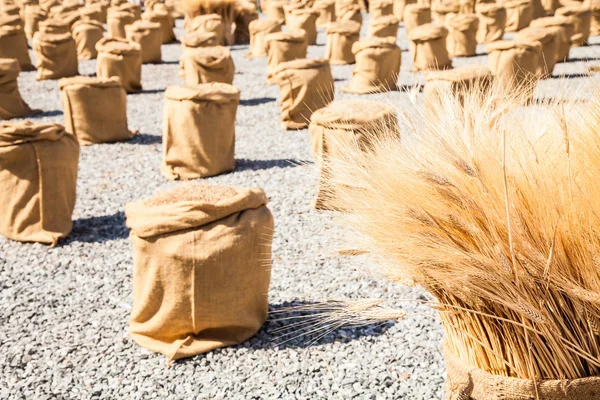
[240, 97, 276, 106]
[551, 73, 590, 79]
[135, 88, 167, 95]
[129, 133, 162, 145]
[242, 301, 394, 350]
[31, 110, 63, 118]
[565, 56, 600, 63]
[235, 158, 309, 171]
[399, 84, 424, 92]
[63, 212, 129, 244]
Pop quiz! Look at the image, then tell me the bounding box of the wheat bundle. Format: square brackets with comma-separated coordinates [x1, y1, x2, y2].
[323, 80, 600, 398]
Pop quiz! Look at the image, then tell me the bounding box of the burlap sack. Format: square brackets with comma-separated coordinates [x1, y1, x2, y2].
[486, 40, 541, 97]
[503, 0, 533, 32]
[247, 18, 282, 58]
[0, 58, 37, 120]
[0, 13, 21, 27]
[179, 31, 219, 76]
[164, 0, 185, 20]
[233, 1, 258, 43]
[40, 0, 60, 13]
[409, 23, 452, 71]
[107, 8, 136, 38]
[325, 20, 360, 64]
[118, 2, 141, 20]
[431, 0, 459, 22]
[368, 15, 399, 37]
[265, 0, 287, 22]
[39, 18, 70, 34]
[125, 20, 162, 64]
[423, 65, 493, 118]
[0, 121, 79, 246]
[72, 20, 104, 60]
[182, 45, 235, 86]
[404, 3, 432, 33]
[556, 4, 591, 46]
[283, 1, 306, 21]
[59, 76, 132, 145]
[446, 13, 479, 57]
[444, 346, 600, 400]
[80, 4, 106, 23]
[96, 37, 141, 93]
[142, 9, 175, 44]
[54, 10, 81, 28]
[336, 0, 363, 23]
[0, 4, 20, 15]
[515, 26, 559, 78]
[287, 8, 319, 45]
[591, 0, 600, 35]
[459, 0, 475, 14]
[370, 0, 394, 18]
[342, 37, 401, 93]
[33, 32, 78, 80]
[23, 5, 46, 39]
[309, 100, 399, 209]
[273, 58, 334, 130]
[184, 14, 224, 45]
[0, 24, 34, 71]
[125, 184, 273, 360]
[530, 16, 573, 62]
[394, 0, 417, 21]
[475, 2, 506, 44]
[162, 83, 239, 179]
[315, 0, 336, 26]
[266, 30, 308, 83]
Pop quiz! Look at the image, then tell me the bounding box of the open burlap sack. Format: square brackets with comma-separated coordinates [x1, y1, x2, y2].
[342, 37, 401, 93]
[234, 1, 258, 43]
[273, 58, 334, 130]
[325, 20, 360, 64]
[162, 83, 239, 179]
[266, 30, 308, 83]
[118, 2, 141, 20]
[96, 37, 141, 93]
[59, 76, 132, 145]
[503, 0, 533, 32]
[336, 0, 363, 23]
[287, 8, 319, 45]
[556, 4, 591, 46]
[107, 8, 136, 38]
[315, 0, 336, 26]
[125, 184, 273, 360]
[23, 5, 46, 39]
[591, 0, 600, 35]
[431, 0, 459, 22]
[247, 18, 282, 58]
[142, 8, 175, 44]
[404, 3, 432, 33]
[486, 40, 541, 99]
[444, 346, 600, 400]
[515, 26, 559, 78]
[531, 16, 573, 62]
[370, 0, 394, 18]
[0, 121, 79, 246]
[179, 31, 219, 76]
[309, 100, 399, 209]
[33, 32, 78, 80]
[184, 14, 224, 45]
[446, 13, 479, 57]
[182, 45, 235, 85]
[80, 3, 105, 23]
[0, 58, 37, 120]
[0, 13, 21, 27]
[394, 0, 417, 21]
[125, 20, 162, 64]
[475, 2, 506, 44]
[0, 24, 34, 71]
[53, 10, 81, 29]
[368, 15, 399, 37]
[409, 23, 451, 71]
[265, 0, 287, 22]
[39, 18, 70, 34]
[72, 20, 104, 60]
[283, 1, 306, 21]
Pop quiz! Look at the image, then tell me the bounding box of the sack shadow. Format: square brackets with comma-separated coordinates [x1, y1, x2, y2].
[129, 133, 162, 145]
[235, 158, 309, 172]
[133, 88, 167, 95]
[28, 110, 63, 118]
[550, 73, 590, 79]
[239, 97, 276, 106]
[564, 56, 600, 63]
[62, 211, 129, 244]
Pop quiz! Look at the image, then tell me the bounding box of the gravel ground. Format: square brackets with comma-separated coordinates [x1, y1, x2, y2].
[1, 13, 600, 399]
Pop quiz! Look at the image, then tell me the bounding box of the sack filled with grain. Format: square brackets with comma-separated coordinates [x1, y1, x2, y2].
[403, 3, 431, 33]
[23, 5, 46, 39]
[0, 58, 37, 120]
[179, 30, 219, 77]
[591, 0, 600, 36]
[72, 19, 104, 60]
[368, 15, 399, 37]
[431, 0, 458, 23]
[408, 22, 451, 71]
[342, 36, 401, 93]
[59, 76, 132, 145]
[0, 14, 22, 27]
[0, 121, 79, 246]
[107, 8, 136, 38]
[247, 18, 282, 58]
[266, 30, 308, 83]
[33, 32, 78, 80]
[286, 8, 319, 45]
[503, 0, 533, 32]
[514, 26, 559, 78]
[96, 37, 142, 93]
[125, 20, 162, 64]
[79, 3, 105, 23]
[162, 83, 239, 179]
[0, 3, 20, 16]
[184, 13, 224, 44]
[182, 45, 235, 85]
[273, 58, 334, 130]
[445, 13, 479, 57]
[265, 0, 286, 22]
[394, 0, 416, 21]
[0, 23, 34, 71]
[336, 0, 363, 23]
[309, 100, 399, 209]
[315, 0, 336, 26]
[556, 4, 591, 47]
[325, 20, 361, 64]
[370, 0, 394, 18]
[475, 2, 506, 44]
[142, 8, 175, 44]
[530, 16, 574, 62]
[118, 2, 141, 19]
[125, 183, 273, 360]
[233, 0, 258, 43]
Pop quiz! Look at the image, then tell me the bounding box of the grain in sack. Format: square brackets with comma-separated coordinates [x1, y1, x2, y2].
[0, 58, 37, 120]
[446, 13, 479, 57]
[315, 0, 336, 26]
[33, 32, 78, 80]
[162, 83, 240, 179]
[59, 76, 132, 145]
[72, 19, 104, 60]
[408, 23, 452, 71]
[0, 22, 34, 71]
[394, 0, 416, 21]
[266, 30, 308, 83]
[273, 58, 334, 130]
[184, 14, 224, 44]
[265, 0, 286, 22]
[475, 2, 506, 44]
[247, 18, 282, 58]
[96, 37, 142, 93]
[107, 8, 136, 38]
[80, 3, 105, 23]
[142, 8, 175, 44]
[234, 0, 258, 43]
[286, 8, 319, 45]
[403, 3, 431, 33]
[125, 183, 273, 360]
[503, 0, 533, 32]
[182, 45, 235, 86]
[370, 0, 394, 19]
[325, 20, 361, 64]
[530, 16, 574, 62]
[0, 121, 79, 246]
[431, 0, 459, 23]
[368, 15, 399, 38]
[556, 4, 592, 47]
[336, 0, 363, 23]
[125, 20, 162, 63]
[23, 5, 46, 39]
[39, 18, 70, 34]
[342, 36, 401, 93]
